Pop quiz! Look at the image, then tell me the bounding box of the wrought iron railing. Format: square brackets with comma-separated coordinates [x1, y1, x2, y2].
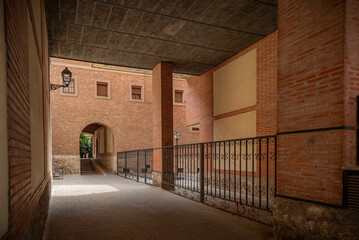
[117, 135, 276, 225]
[117, 149, 153, 185]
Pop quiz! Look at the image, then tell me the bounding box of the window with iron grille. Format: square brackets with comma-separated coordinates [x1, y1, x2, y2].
[63, 79, 75, 94]
[175, 90, 184, 103]
[132, 85, 142, 100]
[343, 170, 359, 211]
[97, 82, 108, 97]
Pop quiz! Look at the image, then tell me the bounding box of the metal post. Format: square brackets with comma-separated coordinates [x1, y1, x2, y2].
[125, 152, 127, 178]
[200, 143, 205, 203]
[357, 95, 359, 165]
[117, 152, 119, 174]
[144, 150, 147, 184]
[137, 151, 139, 182]
[176, 139, 178, 176]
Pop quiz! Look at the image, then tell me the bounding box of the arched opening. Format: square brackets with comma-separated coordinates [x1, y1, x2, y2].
[80, 123, 115, 174]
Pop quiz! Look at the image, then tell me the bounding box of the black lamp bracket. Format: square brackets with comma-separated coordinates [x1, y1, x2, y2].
[50, 84, 65, 91]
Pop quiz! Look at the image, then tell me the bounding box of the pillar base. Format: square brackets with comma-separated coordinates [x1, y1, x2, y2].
[272, 197, 359, 240]
[152, 171, 162, 187]
[152, 172, 174, 190]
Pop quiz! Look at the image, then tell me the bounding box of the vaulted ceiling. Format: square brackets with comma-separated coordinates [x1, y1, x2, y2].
[45, 0, 277, 76]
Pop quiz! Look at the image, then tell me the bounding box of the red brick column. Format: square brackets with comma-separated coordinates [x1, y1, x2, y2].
[274, 0, 359, 238]
[152, 62, 173, 187]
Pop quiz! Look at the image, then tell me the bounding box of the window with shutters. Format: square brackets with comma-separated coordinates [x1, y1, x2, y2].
[174, 89, 185, 104]
[61, 77, 78, 97]
[95, 80, 110, 99]
[130, 83, 144, 102]
[132, 86, 141, 100]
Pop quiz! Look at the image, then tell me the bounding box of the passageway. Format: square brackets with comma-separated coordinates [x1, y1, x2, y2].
[44, 175, 274, 240]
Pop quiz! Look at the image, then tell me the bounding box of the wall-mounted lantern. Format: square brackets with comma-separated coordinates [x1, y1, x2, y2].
[50, 67, 72, 91]
[174, 131, 181, 146]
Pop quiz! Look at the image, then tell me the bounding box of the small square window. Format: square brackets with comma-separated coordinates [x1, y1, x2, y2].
[132, 85, 142, 100]
[97, 82, 108, 97]
[63, 79, 75, 94]
[175, 90, 184, 103]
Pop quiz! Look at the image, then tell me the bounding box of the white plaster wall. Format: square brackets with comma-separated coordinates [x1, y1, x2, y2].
[0, 0, 8, 236]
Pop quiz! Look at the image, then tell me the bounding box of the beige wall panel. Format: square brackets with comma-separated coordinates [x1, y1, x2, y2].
[213, 49, 257, 115]
[214, 111, 256, 141]
[29, 15, 45, 192]
[0, 0, 8, 236]
[106, 127, 113, 153]
[213, 111, 257, 171]
[31, 0, 42, 48]
[100, 128, 105, 153]
[41, 4, 51, 174]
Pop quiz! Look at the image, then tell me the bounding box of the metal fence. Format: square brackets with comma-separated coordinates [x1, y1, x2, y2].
[117, 149, 153, 185]
[117, 135, 276, 225]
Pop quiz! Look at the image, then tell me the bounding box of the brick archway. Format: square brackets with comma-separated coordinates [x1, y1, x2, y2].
[79, 121, 117, 173]
[78, 120, 116, 140]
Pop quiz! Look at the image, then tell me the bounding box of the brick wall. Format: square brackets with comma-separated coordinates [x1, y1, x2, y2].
[343, 0, 359, 167]
[4, 0, 51, 238]
[186, 72, 213, 142]
[50, 58, 199, 174]
[186, 31, 278, 141]
[276, 0, 358, 206]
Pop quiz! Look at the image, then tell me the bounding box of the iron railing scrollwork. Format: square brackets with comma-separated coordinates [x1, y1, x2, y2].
[117, 135, 277, 225]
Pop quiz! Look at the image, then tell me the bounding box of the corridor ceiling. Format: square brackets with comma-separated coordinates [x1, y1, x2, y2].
[45, 0, 277, 76]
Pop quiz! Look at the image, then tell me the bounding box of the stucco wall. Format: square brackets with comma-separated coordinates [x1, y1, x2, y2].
[93, 125, 116, 171]
[28, 12, 45, 192]
[106, 127, 113, 153]
[213, 49, 257, 116]
[214, 111, 256, 141]
[213, 49, 257, 141]
[0, 0, 9, 236]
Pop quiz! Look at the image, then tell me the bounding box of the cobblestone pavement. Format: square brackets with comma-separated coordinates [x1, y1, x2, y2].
[43, 175, 274, 240]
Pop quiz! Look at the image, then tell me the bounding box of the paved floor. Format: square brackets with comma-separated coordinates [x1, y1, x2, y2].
[43, 175, 274, 240]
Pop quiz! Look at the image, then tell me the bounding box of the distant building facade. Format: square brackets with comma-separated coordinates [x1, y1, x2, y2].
[50, 57, 199, 174]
